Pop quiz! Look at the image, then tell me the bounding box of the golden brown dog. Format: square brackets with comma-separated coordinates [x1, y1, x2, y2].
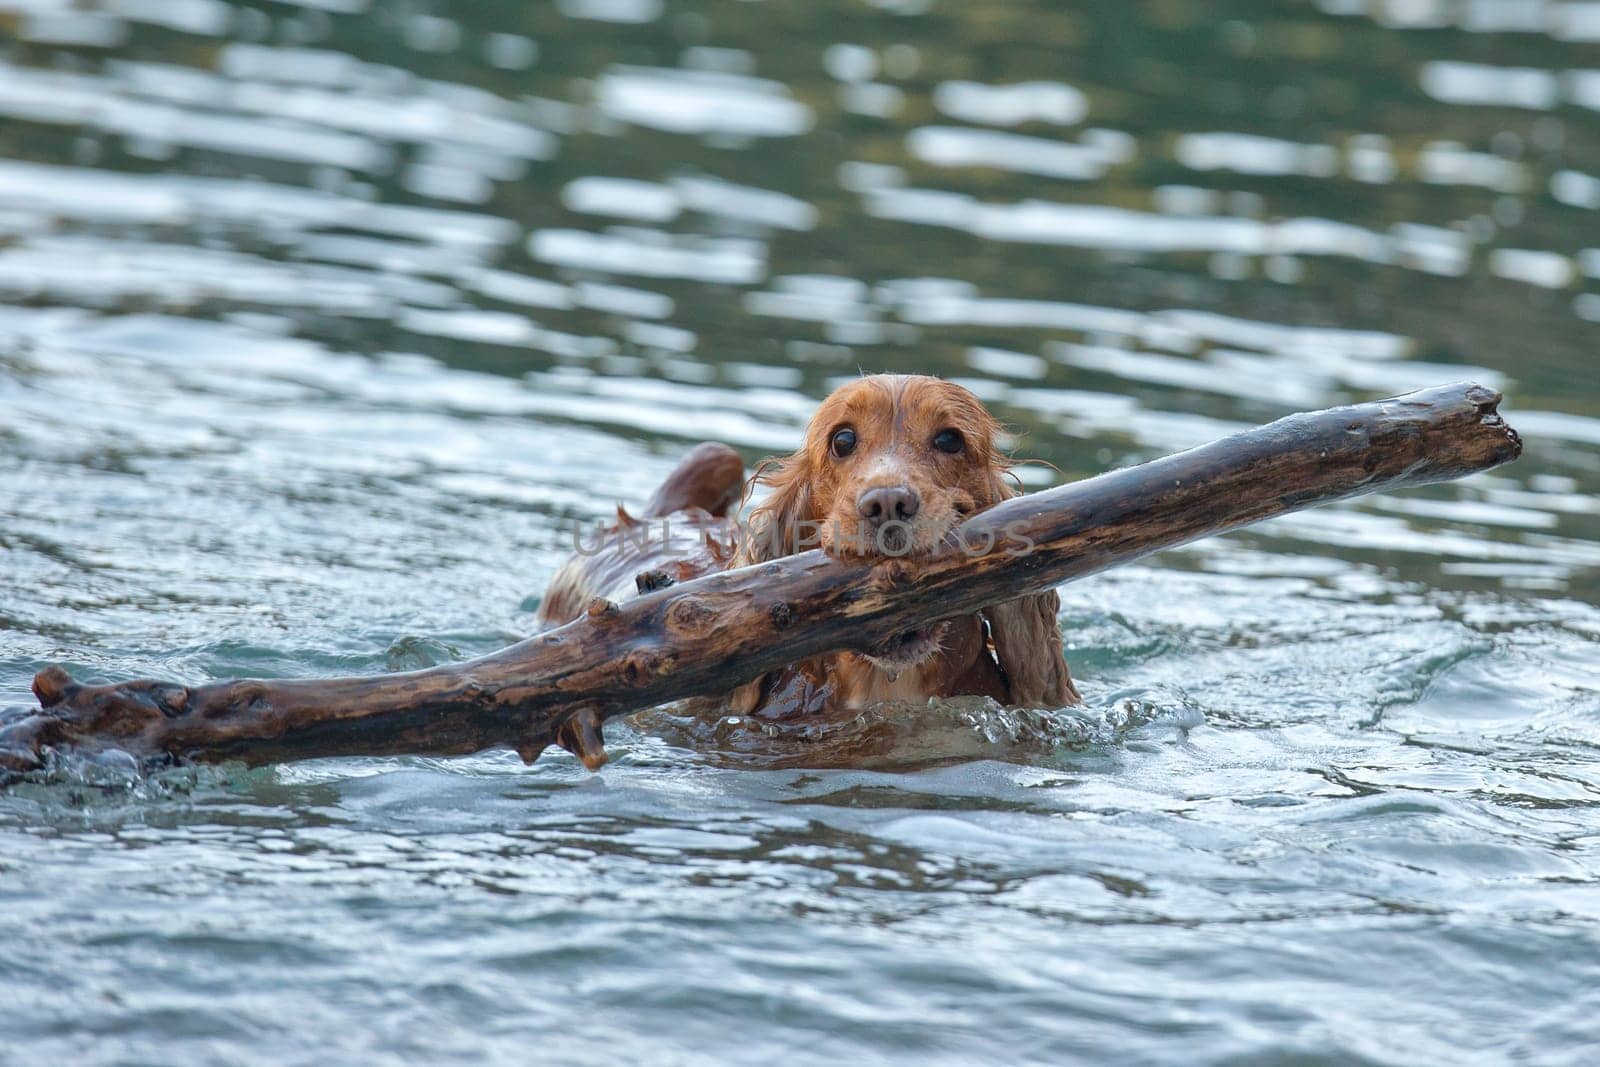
[538, 374, 1079, 721]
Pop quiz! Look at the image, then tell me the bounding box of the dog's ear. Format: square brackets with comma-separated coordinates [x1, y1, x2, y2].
[734, 454, 815, 565]
[724, 451, 815, 714]
[986, 590, 1080, 708]
[977, 453, 1079, 708]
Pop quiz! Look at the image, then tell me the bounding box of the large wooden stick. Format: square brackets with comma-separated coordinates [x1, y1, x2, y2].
[1, 383, 1520, 774]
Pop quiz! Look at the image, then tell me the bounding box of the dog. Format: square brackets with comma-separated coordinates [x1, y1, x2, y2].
[537, 374, 1079, 721]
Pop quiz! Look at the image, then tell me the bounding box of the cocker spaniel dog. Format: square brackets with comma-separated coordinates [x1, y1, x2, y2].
[538, 374, 1079, 721]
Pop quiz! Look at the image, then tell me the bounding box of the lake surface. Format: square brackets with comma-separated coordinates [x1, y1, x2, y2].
[2, 0, 1600, 1063]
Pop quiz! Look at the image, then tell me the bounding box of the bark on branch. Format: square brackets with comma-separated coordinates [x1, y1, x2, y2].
[0, 383, 1521, 774]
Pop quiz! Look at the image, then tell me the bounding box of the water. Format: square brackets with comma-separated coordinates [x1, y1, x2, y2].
[2, 0, 1599, 1062]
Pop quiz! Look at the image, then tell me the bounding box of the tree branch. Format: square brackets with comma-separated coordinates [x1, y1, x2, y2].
[0, 382, 1521, 774]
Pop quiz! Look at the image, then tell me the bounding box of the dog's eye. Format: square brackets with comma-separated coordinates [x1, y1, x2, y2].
[829, 427, 857, 458]
[932, 428, 964, 454]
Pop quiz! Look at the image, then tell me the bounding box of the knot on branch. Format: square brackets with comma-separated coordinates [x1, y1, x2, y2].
[0, 668, 201, 772]
[870, 558, 914, 591]
[32, 666, 71, 707]
[554, 707, 608, 771]
[665, 595, 717, 637]
[34, 668, 191, 723]
[619, 650, 666, 687]
[636, 568, 676, 594]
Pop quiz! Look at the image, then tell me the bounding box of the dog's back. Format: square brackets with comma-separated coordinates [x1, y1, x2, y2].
[535, 443, 746, 629]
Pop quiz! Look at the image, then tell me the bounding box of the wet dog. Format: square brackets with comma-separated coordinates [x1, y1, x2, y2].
[538, 374, 1078, 720]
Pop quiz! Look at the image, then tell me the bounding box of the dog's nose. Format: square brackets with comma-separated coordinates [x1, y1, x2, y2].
[857, 485, 920, 524]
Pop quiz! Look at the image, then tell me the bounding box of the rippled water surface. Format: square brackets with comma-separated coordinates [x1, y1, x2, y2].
[3, 1, 1600, 1063]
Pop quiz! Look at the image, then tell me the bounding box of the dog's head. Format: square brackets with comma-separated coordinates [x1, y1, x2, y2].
[731, 375, 1077, 705]
[740, 375, 1013, 560]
